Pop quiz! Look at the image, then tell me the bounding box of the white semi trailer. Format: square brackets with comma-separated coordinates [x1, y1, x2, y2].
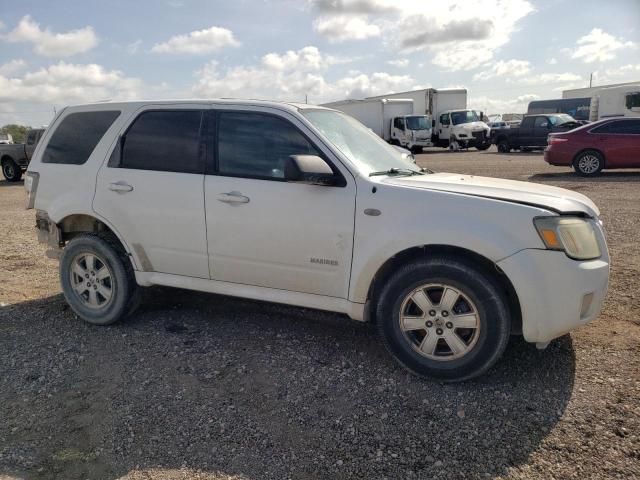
[589, 84, 640, 120]
[365, 88, 492, 150]
[321, 98, 432, 152]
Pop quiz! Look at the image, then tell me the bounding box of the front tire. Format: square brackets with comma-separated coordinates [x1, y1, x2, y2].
[2, 159, 22, 182]
[60, 233, 139, 325]
[574, 150, 604, 176]
[376, 257, 511, 381]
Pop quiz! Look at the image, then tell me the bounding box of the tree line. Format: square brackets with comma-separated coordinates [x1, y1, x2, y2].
[0, 125, 32, 144]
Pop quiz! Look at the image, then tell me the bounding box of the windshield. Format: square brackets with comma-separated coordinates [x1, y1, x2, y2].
[451, 110, 480, 125]
[302, 109, 422, 174]
[549, 114, 576, 126]
[406, 116, 429, 130]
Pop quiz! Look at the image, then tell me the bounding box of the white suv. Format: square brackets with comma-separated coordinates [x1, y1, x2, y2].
[25, 100, 610, 381]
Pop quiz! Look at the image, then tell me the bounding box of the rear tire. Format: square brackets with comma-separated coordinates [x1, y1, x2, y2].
[497, 140, 510, 153]
[376, 257, 511, 382]
[574, 150, 604, 176]
[60, 233, 139, 325]
[2, 159, 22, 182]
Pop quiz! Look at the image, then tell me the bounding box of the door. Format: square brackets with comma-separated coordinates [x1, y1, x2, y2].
[93, 106, 210, 278]
[391, 117, 407, 146]
[532, 116, 550, 146]
[439, 113, 451, 143]
[204, 109, 356, 298]
[597, 119, 640, 167]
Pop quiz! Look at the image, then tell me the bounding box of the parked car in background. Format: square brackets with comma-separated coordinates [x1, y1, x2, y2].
[545, 117, 640, 176]
[494, 114, 581, 153]
[0, 133, 14, 144]
[1, 128, 45, 181]
[26, 99, 609, 381]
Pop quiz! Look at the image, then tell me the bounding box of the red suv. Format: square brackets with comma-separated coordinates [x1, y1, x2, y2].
[545, 117, 640, 176]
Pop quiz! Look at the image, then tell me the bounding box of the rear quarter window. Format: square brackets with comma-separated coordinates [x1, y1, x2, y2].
[42, 111, 120, 165]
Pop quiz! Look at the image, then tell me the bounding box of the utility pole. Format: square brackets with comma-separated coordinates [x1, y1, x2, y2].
[305, 94, 308, 104]
[589, 73, 593, 88]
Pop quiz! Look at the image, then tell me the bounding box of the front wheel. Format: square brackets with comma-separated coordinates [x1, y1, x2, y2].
[2, 159, 22, 182]
[376, 257, 511, 381]
[574, 150, 604, 176]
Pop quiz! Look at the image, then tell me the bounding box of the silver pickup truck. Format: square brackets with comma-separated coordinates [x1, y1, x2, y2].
[1, 128, 45, 182]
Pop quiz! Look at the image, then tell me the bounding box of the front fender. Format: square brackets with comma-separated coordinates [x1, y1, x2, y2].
[349, 183, 550, 303]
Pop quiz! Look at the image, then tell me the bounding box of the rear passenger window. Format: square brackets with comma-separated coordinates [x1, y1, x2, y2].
[121, 110, 204, 174]
[42, 111, 120, 164]
[217, 112, 319, 179]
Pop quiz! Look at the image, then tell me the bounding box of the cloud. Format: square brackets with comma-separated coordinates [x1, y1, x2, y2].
[387, 58, 409, 68]
[126, 39, 143, 55]
[517, 72, 583, 86]
[312, 0, 397, 14]
[5, 15, 97, 57]
[313, 16, 380, 42]
[473, 59, 532, 81]
[470, 94, 539, 115]
[399, 18, 494, 48]
[548, 57, 558, 65]
[151, 26, 240, 54]
[0, 59, 27, 76]
[569, 28, 635, 63]
[192, 45, 417, 103]
[310, 0, 534, 71]
[0, 62, 144, 104]
[592, 63, 640, 85]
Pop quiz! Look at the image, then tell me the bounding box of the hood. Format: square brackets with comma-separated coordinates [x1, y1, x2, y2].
[382, 172, 600, 216]
[454, 121, 489, 131]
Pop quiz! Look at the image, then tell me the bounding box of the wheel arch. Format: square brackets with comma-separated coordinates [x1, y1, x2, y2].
[57, 213, 138, 270]
[364, 244, 522, 334]
[1, 154, 16, 164]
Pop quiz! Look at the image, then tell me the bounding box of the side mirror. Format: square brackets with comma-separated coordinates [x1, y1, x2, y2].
[284, 155, 336, 186]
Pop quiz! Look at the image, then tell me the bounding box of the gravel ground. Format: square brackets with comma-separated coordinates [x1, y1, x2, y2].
[1, 148, 639, 480]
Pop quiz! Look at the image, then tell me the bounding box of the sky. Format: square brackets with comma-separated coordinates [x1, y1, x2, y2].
[0, 0, 638, 127]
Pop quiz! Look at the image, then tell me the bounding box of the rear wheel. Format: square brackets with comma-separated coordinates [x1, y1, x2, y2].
[376, 257, 511, 381]
[574, 150, 604, 176]
[60, 233, 139, 325]
[2, 159, 22, 182]
[497, 140, 510, 153]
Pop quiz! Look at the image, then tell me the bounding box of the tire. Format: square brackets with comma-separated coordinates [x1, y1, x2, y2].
[376, 257, 511, 382]
[521, 147, 531, 152]
[60, 233, 139, 325]
[410, 146, 423, 154]
[476, 143, 490, 151]
[2, 159, 22, 182]
[497, 140, 510, 153]
[574, 150, 604, 176]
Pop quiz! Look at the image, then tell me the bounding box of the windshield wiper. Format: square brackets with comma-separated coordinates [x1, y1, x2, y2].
[369, 168, 425, 177]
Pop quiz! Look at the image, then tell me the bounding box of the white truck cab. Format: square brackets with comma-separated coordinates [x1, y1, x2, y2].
[436, 109, 492, 150]
[25, 99, 609, 381]
[390, 114, 432, 152]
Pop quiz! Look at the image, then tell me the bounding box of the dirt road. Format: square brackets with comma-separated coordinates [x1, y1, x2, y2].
[1, 148, 638, 479]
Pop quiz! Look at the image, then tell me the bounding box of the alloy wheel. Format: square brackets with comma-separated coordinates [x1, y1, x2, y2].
[399, 283, 481, 361]
[69, 252, 114, 309]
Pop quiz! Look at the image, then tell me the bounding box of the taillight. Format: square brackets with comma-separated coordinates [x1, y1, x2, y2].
[549, 137, 568, 145]
[24, 171, 39, 209]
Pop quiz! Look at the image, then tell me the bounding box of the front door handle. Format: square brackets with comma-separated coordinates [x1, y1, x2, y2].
[109, 181, 134, 193]
[217, 191, 250, 204]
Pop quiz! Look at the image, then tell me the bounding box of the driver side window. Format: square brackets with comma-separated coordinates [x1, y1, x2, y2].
[440, 113, 450, 126]
[534, 117, 548, 128]
[217, 112, 320, 180]
[394, 117, 405, 129]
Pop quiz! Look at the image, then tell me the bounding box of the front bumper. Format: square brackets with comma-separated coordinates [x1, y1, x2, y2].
[497, 248, 609, 343]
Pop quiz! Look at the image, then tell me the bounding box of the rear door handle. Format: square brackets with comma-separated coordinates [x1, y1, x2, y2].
[217, 192, 250, 204]
[109, 181, 134, 193]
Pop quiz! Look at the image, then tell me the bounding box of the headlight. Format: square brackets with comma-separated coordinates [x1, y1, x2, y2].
[534, 216, 601, 260]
